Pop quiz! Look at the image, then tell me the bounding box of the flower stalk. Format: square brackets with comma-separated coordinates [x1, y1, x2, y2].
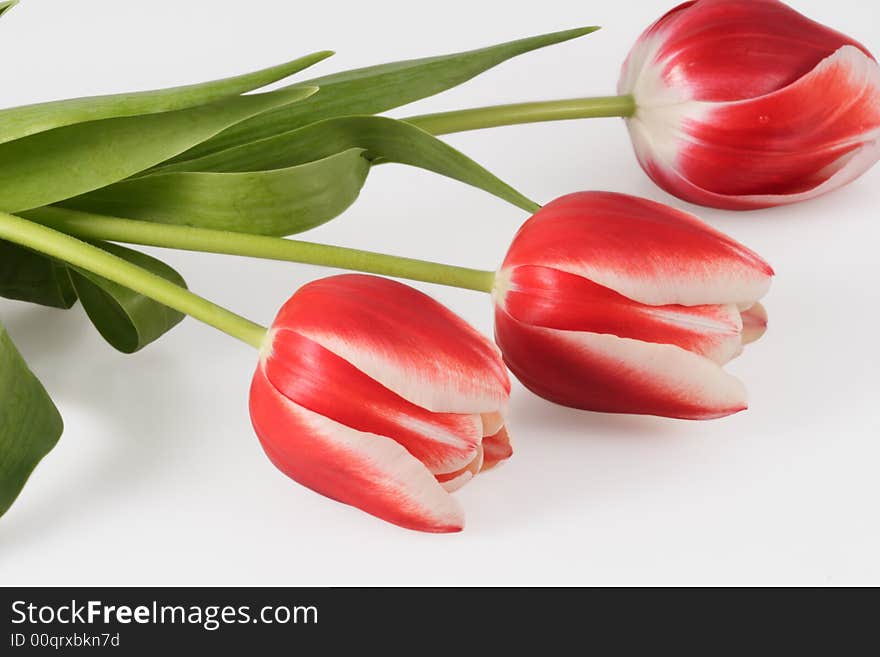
[405, 95, 635, 136]
[0, 211, 267, 348]
[27, 207, 498, 294]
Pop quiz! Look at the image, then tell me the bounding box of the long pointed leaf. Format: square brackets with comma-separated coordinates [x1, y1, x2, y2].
[68, 242, 187, 353]
[0, 51, 334, 146]
[61, 116, 538, 235]
[0, 241, 77, 309]
[0, 83, 319, 213]
[56, 148, 370, 236]
[0, 1, 17, 20]
[0, 322, 64, 518]
[175, 26, 598, 162]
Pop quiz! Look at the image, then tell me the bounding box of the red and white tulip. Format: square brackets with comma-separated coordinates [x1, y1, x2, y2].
[619, 0, 880, 209]
[249, 274, 511, 533]
[493, 192, 773, 419]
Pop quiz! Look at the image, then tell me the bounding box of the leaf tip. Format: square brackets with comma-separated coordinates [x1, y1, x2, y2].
[301, 85, 321, 100]
[301, 49, 335, 68]
[0, 0, 19, 18]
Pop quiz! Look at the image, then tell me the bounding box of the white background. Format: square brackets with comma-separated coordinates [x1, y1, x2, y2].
[1, 0, 878, 586]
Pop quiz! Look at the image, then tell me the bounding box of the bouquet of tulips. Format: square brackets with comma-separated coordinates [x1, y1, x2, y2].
[1, 0, 877, 532]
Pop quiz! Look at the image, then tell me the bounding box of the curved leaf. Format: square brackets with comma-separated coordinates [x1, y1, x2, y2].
[0, 1, 17, 20]
[0, 322, 64, 518]
[58, 148, 370, 236]
[0, 83, 319, 214]
[0, 51, 334, 146]
[0, 240, 77, 309]
[63, 117, 537, 235]
[69, 242, 187, 353]
[175, 26, 599, 162]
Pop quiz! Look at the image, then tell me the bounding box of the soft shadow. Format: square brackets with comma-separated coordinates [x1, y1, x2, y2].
[465, 391, 707, 534]
[1, 301, 90, 367]
[0, 345, 193, 556]
[509, 388, 682, 444]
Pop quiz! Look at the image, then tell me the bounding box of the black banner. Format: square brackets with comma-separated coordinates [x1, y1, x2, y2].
[0, 586, 864, 651]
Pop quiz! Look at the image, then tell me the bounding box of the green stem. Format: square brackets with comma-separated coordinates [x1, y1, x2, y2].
[405, 95, 635, 136]
[25, 207, 498, 294]
[0, 211, 267, 349]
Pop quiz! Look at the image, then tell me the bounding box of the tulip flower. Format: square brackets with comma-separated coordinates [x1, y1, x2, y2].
[617, 0, 880, 209]
[249, 274, 512, 533]
[493, 192, 773, 419]
[3, 213, 515, 533]
[404, 0, 880, 210]
[46, 191, 773, 422]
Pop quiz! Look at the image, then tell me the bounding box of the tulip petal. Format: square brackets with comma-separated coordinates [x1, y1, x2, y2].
[672, 46, 880, 202]
[481, 426, 512, 471]
[501, 192, 773, 307]
[495, 307, 747, 420]
[501, 264, 744, 364]
[272, 274, 509, 414]
[437, 446, 484, 493]
[250, 367, 464, 533]
[625, 0, 873, 103]
[480, 411, 505, 437]
[741, 302, 768, 345]
[621, 1, 880, 209]
[263, 328, 482, 475]
[637, 139, 880, 211]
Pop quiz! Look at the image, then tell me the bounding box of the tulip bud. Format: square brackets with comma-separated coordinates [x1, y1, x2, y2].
[619, 0, 880, 209]
[249, 274, 511, 533]
[493, 192, 773, 419]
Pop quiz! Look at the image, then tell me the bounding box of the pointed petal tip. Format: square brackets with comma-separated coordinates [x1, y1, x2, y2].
[407, 504, 464, 533]
[728, 402, 749, 417]
[383, 511, 465, 534]
[437, 521, 465, 534]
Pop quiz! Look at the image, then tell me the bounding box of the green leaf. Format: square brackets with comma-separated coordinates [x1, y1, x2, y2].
[0, 321, 64, 518]
[175, 26, 599, 162]
[0, 85, 319, 214]
[0, 240, 77, 309]
[0, 51, 334, 146]
[59, 148, 371, 235]
[0, 63, 323, 213]
[0, 1, 17, 20]
[68, 242, 187, 353]
[62, 116, 538, 235]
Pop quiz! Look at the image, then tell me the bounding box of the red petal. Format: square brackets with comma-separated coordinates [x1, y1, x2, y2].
[628, 0, 874, 102]
[250, 367, 464, 533]
[264, 328, 482, 476]
[502, 192, 773, 307]
[502, 265, 743, 364]
[436, 447, 484, 493]
[675, 46, 880, 200]
[271, 274, 509, 414]
[637, 140, 880, 210]
[495, 307, 747, 420]
[481, 426, 513, 471]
